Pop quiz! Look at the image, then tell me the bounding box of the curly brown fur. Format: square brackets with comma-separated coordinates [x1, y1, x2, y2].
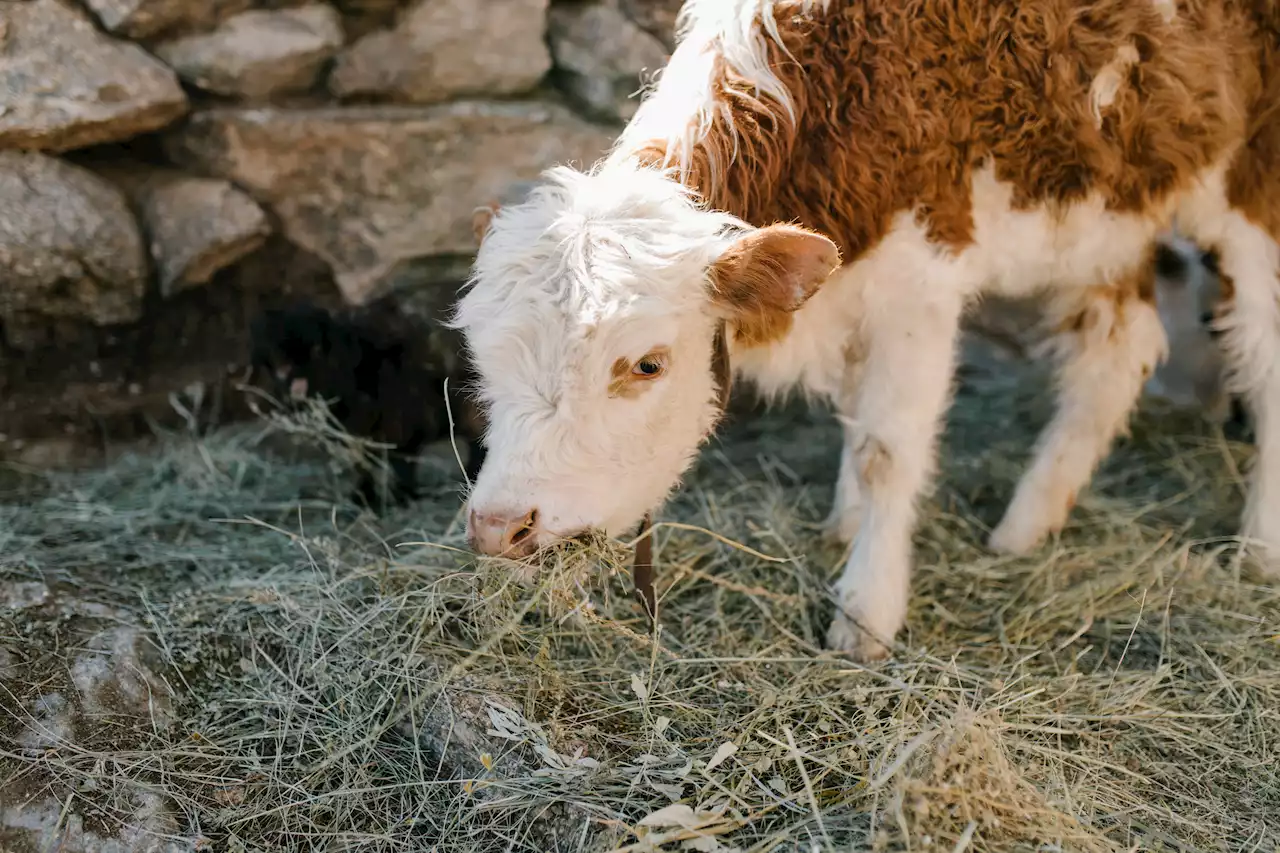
[647, 0, 1253, 247]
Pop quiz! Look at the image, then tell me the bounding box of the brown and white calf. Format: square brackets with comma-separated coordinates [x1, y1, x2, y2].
[456, 0, 1280, 659]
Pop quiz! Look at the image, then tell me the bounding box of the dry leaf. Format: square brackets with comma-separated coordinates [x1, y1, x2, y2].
[639, 803, 700, 829]
[212, 786, 245, 807]
[631, 673, 650, 702]
[638, 803, 727, 831]
[651, 781, 685, 800]
[705, 741, 738, 772]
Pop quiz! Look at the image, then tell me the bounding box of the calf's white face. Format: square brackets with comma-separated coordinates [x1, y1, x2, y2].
[455, 165, 840, 557]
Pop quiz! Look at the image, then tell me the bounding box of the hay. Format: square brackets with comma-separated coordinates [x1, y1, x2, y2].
[2, 343, 1279, 853]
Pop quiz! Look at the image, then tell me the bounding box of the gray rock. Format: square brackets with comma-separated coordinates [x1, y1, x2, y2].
[1, 791, 187, 853]
[0, 152, 149, 334]
[155, 5, 345, 101]
[0, 0, 188, 152]
[101, 166, 272, 297]
[70, 626, 175, 726]
[618, 0, 683, 49]
[82, 0, 252, 41]
[329, 0, 402, 40]
[1, 580, 50, 610]
[15, 691, 75, 753]
[165, 101, 613, 303]
[329, 0, 552, 103]
[548, 0, 669, 122]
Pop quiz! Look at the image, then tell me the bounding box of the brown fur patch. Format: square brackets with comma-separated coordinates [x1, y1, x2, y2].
[706, 224, 841, 346]
[633, 0, 1252, 275]
[1224, 2, 1280, 238]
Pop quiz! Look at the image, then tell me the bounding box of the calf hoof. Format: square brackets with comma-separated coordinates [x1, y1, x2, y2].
[987, 511, 1052, 557]
[824, 607, 893, 662]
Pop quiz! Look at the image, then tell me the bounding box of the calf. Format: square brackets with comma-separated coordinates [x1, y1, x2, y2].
[250, 301, 486, 507]
[457, 0, 1280, 659]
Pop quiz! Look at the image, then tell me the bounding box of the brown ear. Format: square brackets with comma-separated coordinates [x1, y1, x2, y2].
[472, 201, 500, 245]
[708, 224, 841, 344]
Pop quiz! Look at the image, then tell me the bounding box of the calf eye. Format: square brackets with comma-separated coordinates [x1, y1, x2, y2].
[633, 353, 667, 378]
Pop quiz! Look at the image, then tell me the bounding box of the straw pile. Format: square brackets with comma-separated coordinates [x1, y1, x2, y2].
[1, 341, 1277, 852]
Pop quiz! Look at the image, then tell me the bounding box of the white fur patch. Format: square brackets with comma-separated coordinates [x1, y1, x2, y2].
[1176, 174, 1280, 566]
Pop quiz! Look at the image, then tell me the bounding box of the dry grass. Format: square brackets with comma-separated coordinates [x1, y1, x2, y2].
[2, 344, 1279, 853]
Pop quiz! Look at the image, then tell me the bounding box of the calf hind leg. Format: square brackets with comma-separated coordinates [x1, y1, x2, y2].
[989, 268, 1168, 555]
[1210, 214, 1280, 572]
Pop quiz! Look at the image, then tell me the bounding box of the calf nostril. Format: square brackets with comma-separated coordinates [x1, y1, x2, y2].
[503, 508, 539, 553]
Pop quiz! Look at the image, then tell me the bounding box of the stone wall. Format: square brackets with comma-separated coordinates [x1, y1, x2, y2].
[0, 0, 1224, 465]
[0, 0, 681, 461]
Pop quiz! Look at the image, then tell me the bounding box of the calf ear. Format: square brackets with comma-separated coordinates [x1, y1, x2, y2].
[708, 224, 842, 344]
[472, 200, 501, 245]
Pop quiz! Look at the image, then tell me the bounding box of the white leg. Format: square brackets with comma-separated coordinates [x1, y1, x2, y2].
[824, 360, 865, 546]
[990, 275, 1168, 555]
[823, 429, 865, 545]
[1213, 214, 1280, 573]
[825, 269, 964, 660]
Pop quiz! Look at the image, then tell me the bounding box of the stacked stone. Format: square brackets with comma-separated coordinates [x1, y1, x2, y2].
[0, 0, 679, 448]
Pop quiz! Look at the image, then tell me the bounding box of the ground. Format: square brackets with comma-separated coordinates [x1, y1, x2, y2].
[0, 334, 1277, 852]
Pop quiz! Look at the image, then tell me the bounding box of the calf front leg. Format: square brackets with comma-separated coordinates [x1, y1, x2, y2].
[826, 277, 964, 660]
[989, 272, 1167, 555]
[824, 357, 866, 546]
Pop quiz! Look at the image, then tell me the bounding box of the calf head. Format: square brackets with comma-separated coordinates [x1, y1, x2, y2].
[455, 165, 840, 558]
